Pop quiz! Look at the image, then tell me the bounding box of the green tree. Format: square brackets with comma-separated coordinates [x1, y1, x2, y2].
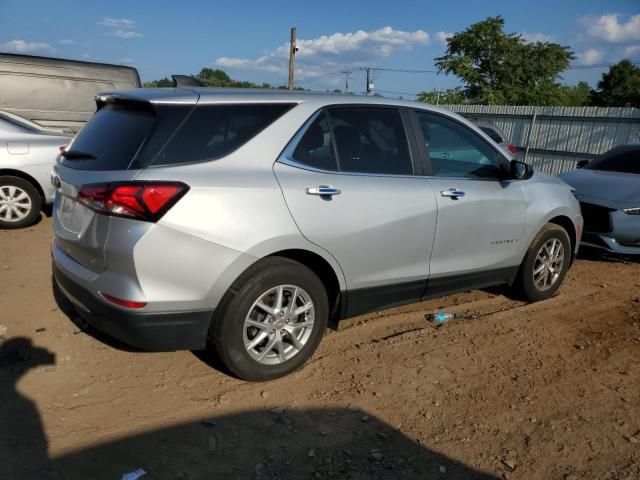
[145, 69, 276, 89]
[196, 68, 255, 87]
[556, 81, 591, 106]
[143, 77, 173, 88]
[590, 60, 640, 107]
[434, 16, 574, 105]
[417, 88, 466, 105]
[145, 68, 307, 91]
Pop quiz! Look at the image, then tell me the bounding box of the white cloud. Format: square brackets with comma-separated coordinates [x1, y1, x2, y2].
[1, 39, 53, 53]
[59, 39, 75, 45]
[99, 17, 142, 39]
[435, 31, 453, 45]
[624, 45, 640, 57]
[215, 26, 429, 78]
[98, 17, 136, 29]
[581, 13, 640, 43]
[521, 32, 555, 43]
[577, 48, 603, 65]
[108, 29, 142, 39]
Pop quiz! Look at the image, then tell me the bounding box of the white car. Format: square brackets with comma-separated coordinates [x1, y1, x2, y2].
[0, 110, 71, 228]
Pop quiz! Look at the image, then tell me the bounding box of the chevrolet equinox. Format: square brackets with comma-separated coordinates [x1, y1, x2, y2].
[52, 89, 583, 380]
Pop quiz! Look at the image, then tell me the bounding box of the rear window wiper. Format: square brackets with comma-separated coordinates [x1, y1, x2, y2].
[61, 149, 96, 160]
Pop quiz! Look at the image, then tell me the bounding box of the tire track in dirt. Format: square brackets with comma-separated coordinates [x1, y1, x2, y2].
[2, 219, 639, 479]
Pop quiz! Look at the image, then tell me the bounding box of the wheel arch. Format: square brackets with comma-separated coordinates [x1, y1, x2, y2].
[266, 248, 343, 329]
[547, 215, 577, 263]
[0, 168, 46, 206]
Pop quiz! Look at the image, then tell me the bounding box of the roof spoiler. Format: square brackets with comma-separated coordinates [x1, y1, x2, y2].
[172, 75, 204, 87]
[95, 94, 154, 113]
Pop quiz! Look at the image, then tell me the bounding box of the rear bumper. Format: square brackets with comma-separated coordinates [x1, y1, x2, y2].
[53, 262, 212, 351]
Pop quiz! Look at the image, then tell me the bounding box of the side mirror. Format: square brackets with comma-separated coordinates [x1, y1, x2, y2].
[509, 159, 534, 180]
[576, 159, 589, 169]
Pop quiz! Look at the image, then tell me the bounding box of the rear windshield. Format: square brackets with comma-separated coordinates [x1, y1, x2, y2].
[151, 103, 294, 166]
[585, 148, 640, 174]
[61, 102, 293, 170]
[60, 102, 154, 170]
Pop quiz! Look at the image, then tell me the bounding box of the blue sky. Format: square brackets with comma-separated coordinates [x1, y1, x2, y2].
[1, 0, 639, 97]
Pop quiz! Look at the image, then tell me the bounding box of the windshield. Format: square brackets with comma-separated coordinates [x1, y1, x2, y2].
[585, 147, 640, 174]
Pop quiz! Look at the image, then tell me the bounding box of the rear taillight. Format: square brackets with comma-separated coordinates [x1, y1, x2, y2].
[77, 182, 188, 222]
[507, 144, 517, 155]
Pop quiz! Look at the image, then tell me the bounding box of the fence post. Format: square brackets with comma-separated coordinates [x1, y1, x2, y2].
[523, 110, 537, 164]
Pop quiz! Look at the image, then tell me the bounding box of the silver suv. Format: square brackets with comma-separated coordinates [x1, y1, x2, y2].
[52, 89, 583, 380]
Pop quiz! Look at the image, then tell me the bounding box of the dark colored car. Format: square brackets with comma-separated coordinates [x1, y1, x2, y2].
[560, 144, 640, 255]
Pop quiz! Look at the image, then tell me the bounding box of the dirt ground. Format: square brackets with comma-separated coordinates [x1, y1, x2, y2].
[1, 217, 639, 480]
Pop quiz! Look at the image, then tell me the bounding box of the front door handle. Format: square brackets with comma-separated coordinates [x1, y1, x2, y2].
[307, 185, 341, 198]
[440, 188, 465, 199]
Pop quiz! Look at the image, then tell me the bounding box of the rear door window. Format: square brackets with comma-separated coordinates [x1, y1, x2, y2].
[152, 103, 294, 166]
[327, 107, 413, 175]
[60, 102, 154, 170]
[292, 113, 338, 171]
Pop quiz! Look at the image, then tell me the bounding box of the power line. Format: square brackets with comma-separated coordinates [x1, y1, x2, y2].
[296, 69, 345, 84]
[568, 60, 640, 70]
[296, 59, 640, 84]
[290, 59, 640, 94]
[369, 66, 439, 74]
[376, 89, 421, 97]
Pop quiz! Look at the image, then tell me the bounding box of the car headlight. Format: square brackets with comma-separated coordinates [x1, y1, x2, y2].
[623, 207, 640, 215]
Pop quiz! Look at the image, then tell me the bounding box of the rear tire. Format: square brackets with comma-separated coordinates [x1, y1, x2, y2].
[210, 257, 328, 381]
[0, 176, 42, 229]
[515, 223, 571, 302]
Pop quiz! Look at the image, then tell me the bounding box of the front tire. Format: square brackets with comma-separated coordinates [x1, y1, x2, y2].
[515, 223, 572, 302]
[0, 176, 41, 229]
[210, 257, 328, 381]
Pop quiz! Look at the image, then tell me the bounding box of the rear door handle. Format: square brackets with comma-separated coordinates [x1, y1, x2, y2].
[307, 185, 341, 197]
[440, 188, 465, 198]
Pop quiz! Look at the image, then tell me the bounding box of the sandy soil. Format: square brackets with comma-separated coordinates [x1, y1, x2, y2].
[1, 217, 639, 479]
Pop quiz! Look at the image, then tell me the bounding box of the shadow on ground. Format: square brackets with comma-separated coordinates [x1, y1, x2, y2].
[0, 336, 498, 480]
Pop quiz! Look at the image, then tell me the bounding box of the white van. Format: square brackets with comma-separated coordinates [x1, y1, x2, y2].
[0, 53, 140, 132]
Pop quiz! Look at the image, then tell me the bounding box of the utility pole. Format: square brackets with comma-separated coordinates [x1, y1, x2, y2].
[365, 67, 371, 95]
[341, 69, 351, 93]
[363, 67, 374, 95]
[287, 27, 297, 90]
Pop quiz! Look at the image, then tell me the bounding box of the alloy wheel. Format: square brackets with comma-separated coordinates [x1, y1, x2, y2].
[533, 238, 565, 291]
[243, 284, 315, 365]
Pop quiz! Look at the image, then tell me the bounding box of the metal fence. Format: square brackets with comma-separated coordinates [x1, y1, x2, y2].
[442, 105, 640, 175]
